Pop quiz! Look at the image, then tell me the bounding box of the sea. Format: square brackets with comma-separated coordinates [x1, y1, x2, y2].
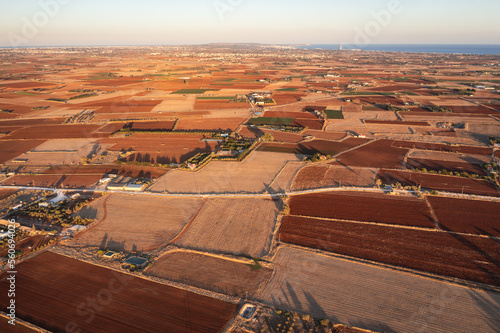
[298, 44, 500, 55]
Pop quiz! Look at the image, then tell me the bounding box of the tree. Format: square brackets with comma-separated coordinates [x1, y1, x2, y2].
[376, 179, 382, 188]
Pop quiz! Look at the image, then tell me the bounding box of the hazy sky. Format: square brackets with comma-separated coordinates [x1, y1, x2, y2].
[1, 0, 499, 47]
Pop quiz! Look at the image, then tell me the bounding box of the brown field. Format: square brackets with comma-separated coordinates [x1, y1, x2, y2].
[272, 93, 307, 105]
[289, 191, 436, 228]
[129, 120, 176, 131]
[292, 165, 378, 190]
[303, 130, 347, 141]
[445, 105, 498, 115]
[408, 149, 492, 165]
[150, 151, 301, 194]
[0, 188, 18, 200]
[174, 197, 281, 258]
[263, 111, 318, 119]
[392, 141, 493, 156]
[45, 164, 168, 178]
[73, 194, 203, 251]
[101, 134, 221, 164]
[378, 169, 500, 197]
[0, 317, 40, 333]
[278, 215, 500, 286]
[365, 120, 430, 126]
[2, 174, 102, 189]
[146, 250, 274, 298]
[0, 139, 45, 163]
[407, 158, 488, 176]
[267, 161, 304, 193]
[0, 117, 66, 127]
[175, 118, 246, 131]
[428, 196, 500, 236]
[0, 81, 58, 89]
[0, 251, 237, 333]
[291, 118, 324, 130]
[260, 246, 500, 333]
[259, 138, 370, 156]
[4, 124, 109, 140]
[332, 139, 409, 169]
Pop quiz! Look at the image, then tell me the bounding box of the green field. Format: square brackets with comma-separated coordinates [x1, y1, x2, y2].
[325, 110, 344, 119]
[173, 89, 217, 94]
[14, 92, 39, 96]
[247, 117, 294, 126]
[197, 96, 235, 100]
[400, 91, 419, 96]
[277, 88, 298, 92]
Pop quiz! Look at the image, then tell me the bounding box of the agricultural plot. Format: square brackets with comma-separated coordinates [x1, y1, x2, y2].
[0, 139, 46, 164]
[407, 158, 488, 176]
[150, 151, 301, 194]
[303, 130, 347, 141]
[291, 165, 379, 191]
[288, 191, 436, 228]
[428, 196, 500, 237]
[102, 135, 221, 164]
[278, 215, 500, 286]
[392, 141, 493, 156]
[364, 120, 430, 126]
[73, 194, 203, 251]
[128, 120, 176, 131]
[260, 246, 500, 333]
[259, 138, 370, 156]
[175, 118, 246, 132]
[0, 252, 237, 333]
[146, 250, 274, 298]
[174, 197, 281, 258]
[44, 164, 168, 178]
[3, 124, 109, 140]
[332, 139, 410, 169]
[267, 161, 305, 193]
[408, 150, 492, 165]
[2, 174, 102, 189]
[378, 169, 500, 197]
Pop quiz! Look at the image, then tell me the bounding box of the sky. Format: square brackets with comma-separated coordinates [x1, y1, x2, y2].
[1, 0, 499, 47]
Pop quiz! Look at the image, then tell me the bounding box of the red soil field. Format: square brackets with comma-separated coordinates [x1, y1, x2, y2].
[393, 141, 493, 156]
[303, 130, 347, 141]
[378, 169, 500, 197]
[0, 81, 58, 89]
[0, 139, 46, 164]
[291, 118, 324, 130]
[2, 174, 102, 189]
[259, 138, 369, 156]
[4, 124, 109, 140]
[194, 101, 249, 110]
[92, 111, 209, 122]
[407, 158, 488, 176]
[0, 252, 238, 333]
[129, 120, 176, 131]
[332, 139, 409, 169]
[272, 93, 306, 105]
[175, 118, 246, 132]
[0, 117, 66, 127]
[102, 135, 221, 164]
[279, 215, 500, 286]
[95, 122, 126, 133]
[365, 120, 430, 126]
[263, 111, 318, 119]
[289, 191, 436, 228]
[428, 196, 500, 237]
[445, 105, 498, 115]
[0, 188, 18, 200]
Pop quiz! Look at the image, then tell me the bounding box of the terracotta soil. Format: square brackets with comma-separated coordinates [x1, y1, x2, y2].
[0, 252, 238, 333]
